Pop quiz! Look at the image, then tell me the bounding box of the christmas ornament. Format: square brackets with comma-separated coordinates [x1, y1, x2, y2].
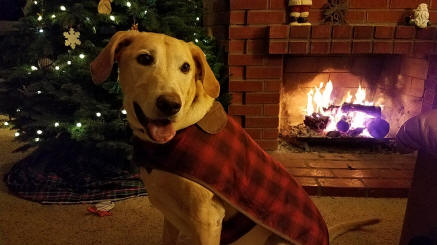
[38, 57, 53, 69]
[63, 28, 81, 50]
[98, 0, 112, 15]
[323, 0, 347, 25]
[131, 23, 139, 31]
[289, 0, 312, 25]
[408, 3, 431, 29]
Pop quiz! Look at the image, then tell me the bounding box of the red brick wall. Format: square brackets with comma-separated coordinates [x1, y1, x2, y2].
[220, 0, 437, 150]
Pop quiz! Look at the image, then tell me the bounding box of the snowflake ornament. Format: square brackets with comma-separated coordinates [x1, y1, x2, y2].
[63, 28, 81, 49]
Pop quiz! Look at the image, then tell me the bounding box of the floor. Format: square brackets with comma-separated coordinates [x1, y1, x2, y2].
[270, 151, 416, 197]
[0, 127, 408, 244]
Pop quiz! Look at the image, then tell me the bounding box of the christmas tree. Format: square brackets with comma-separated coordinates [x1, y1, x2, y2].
[0, 0, 227, 203]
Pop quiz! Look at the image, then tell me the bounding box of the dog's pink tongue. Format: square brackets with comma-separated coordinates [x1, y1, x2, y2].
[147, 120, 175, 144]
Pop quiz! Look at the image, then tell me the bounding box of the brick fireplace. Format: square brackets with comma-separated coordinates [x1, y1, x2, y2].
[218, 0, 437, 151]
[204, 0, 437, 196]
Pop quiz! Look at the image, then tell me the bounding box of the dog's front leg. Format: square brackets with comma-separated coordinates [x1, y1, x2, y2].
[162, 218, 179, 245]
[188, 195, 225, 245]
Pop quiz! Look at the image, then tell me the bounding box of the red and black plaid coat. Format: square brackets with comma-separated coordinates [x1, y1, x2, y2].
[133, 102, 328, 245]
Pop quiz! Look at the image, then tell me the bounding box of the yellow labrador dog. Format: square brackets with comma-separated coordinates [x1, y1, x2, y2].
[91, 31, 379, 245]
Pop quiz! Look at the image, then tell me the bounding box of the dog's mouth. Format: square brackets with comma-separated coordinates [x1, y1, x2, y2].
[133, 102, 176, 144]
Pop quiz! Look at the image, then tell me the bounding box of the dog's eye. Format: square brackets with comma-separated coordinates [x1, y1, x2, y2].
[180, 62, 190, 73]
[137, 54, 154, 66]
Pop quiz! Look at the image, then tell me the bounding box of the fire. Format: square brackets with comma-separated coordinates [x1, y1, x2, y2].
[305, 81, 387, 138]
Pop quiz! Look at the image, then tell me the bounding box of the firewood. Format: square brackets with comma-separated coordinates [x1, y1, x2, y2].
[365, 118, 390, 139]
[336, 118, 350, 132]
[347, 128, 364, 137]
[304, 113, 330, 131]
[341, 103, 382, 118]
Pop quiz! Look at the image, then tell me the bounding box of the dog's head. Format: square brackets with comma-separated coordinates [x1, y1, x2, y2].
[91, 31, 220, 144]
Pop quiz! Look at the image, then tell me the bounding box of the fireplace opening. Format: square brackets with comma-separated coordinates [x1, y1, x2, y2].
[279, 55, 425, 152]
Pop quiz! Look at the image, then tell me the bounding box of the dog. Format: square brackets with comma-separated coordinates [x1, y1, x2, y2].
[91, 31, 379, 245]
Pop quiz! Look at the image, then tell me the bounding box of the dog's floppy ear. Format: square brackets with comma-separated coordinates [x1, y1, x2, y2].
[189, 43, 220, 98]
[90, 31, 137, 84]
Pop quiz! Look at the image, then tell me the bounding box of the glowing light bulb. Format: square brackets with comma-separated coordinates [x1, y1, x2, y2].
[96, 112, 102, 117]
[36, 130, 43, 135]
[121, 109, 127, 115]
[51, 14, 56, 18]
[16, 109, 21, 112]
[37, 90, 42, 94]
[34, 1, 38, 5]
[37, 15, 42, 21]
[31, 66, 38, 71]
[15, 132, 20, 137]
[196, 17, 200, 21]
[35, 137, 40, 142]
[67, 60, 72, 65]
[54, 122, 60, 127]
[4, 122, 9, 126]
[60, 5, 66, 11]
[79, 54, 85, 59]
[55, 66, 60, 70]
[76, 122, 82, 127]
[144, 10, 148, 14]
[39, 29, 44, 33]
[110, 15, 115, 21]
[126, 2, 131, 7]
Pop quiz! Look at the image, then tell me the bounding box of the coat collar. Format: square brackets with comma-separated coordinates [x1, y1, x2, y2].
[196, 101, 228, 134]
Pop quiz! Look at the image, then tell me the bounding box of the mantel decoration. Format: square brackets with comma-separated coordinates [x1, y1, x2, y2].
[323, 0, 347, 25]
[289, 0, 312, 25]
[408, 3, 431, 28]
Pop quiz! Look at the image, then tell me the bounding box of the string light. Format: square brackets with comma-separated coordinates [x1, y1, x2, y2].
[67, 61, 72, 65]
[3, 122, 9, 126]
[36, 130, 43, 135]
[55, 66, 60, 70]
[196, 17, 200, 21]
[34, 1, 38, 5]
[144, 10, 148, 14]
[37, 15, 43, 21]
[35, 137, 40, 142]
[60, 5, 66, 11]
[126, 1, 131, 7]
[195, 39, 199, 43]
[96, 112, 102, 117]
[37, 90, 42, 94]
[51, 14, 56, 19]
[16, 109, 21, 112]
[31, 66, 38, 71]
[54, 122, 60, 127]
[15, 132, 20, 137]
[79, 54, 85, 59]
[121, 109, 127, 115]
[109, 15, 115, 21]
[39, 28, 44, 33]
[76, 122, 82, 127]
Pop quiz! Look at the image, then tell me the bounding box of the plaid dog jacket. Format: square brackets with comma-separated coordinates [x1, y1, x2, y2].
[133, 102, 328, 245]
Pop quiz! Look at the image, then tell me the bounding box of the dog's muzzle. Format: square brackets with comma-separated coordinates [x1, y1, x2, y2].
[133, 101, 176, 144]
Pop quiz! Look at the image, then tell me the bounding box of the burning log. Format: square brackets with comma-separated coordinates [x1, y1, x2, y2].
[365, 118, 390, 139]
[336, 118, 350, 132]
[347, 127, 365, 137]
[304, 113, 330, 131]
[341, 103, 382, 118]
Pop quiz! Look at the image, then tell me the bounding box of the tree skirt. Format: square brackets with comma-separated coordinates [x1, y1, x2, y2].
[4, 156, 147, 204]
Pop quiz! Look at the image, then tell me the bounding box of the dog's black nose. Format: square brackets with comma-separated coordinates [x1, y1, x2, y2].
[156, 93, 181, 116]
